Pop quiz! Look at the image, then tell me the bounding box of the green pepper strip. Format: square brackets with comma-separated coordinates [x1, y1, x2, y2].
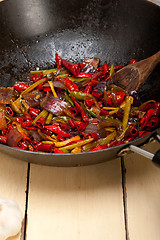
[110, 65, 115, 76]
[67, 77, 91, 82]
[65, 92, 75, 107]
[86, 108, 97, 118]
[70, 91, 87, 100]
[45, 113, 53, 125]
[59, 138, 94, 152]
[122, 96, 132, 130]
[21, 78, 47, 96]
[83, 131, 116, 152]
[30, 69, 58, 75]
[53, 116, 69, 122]
[32, 109, 48, 125]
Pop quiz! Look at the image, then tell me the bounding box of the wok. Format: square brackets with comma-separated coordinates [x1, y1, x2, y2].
[0, 0, 160, 167]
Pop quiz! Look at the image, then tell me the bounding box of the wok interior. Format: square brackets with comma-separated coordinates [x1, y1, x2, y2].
[0, 0, 160, 100]
[0, 0, 159, 166]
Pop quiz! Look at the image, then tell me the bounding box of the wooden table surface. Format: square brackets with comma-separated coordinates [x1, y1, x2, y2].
[0, 140, 159, 240]
[0, 0, 160, 239]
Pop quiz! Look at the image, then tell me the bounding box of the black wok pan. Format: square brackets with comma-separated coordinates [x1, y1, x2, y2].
[0, 0, 160, 166]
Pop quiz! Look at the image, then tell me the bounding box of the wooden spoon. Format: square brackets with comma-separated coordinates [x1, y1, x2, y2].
[109, 50, 160, 92]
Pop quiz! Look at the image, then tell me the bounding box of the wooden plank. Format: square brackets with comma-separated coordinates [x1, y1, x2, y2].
[27, 158, 125, 240]
[0, 152, 28, 240]
[124, 141, 160, 240]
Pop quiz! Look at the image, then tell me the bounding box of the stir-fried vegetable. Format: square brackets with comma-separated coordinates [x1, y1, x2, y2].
[0, 53, 159, 153]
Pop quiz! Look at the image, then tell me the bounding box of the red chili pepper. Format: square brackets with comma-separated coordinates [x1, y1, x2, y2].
[29, 107, 40, 118]
[70, 96, 89, 122]
[116, 92, 126, 105]
[62, 59, 81, 77]
[107, 92, 125, 106]
[30, 72, 43, 82]
[74, 121, 88, 131]
[112, 65, 124, 70]
[92, 89, 103, 99]
[139, 131, 151, 138]
[91, 119, 99, 125]
[124, 137, 135, 143]
[54, 148, 65, 153]
[90, 144, 107, 151]
[140, 109, 155, 126]
[129, 125, 138, 138]
[24, 113, 32, 122]
[0, 136, 7, 144]
[152, 102, 160, 116]
[145, 116, 159, 130]
[43, 87, 52, 92]
[77, 72, 92, 78]
[86, 99, 94, 108]
[35, 117, 46, 129]
[13, 82, 29, 92]
[130, 59, 138, 64]
[7, 124, 14, 132]
[56, 135, 65, 141]
[41, 128, 53, 136]
[14, 117, 24, 124]
[68, 118, 76, 129]
[69, 107, 78, 117]
[21, 121, 35, 129]
[64, 78, 79, 92]
[34, 143, 55, 152]
[60, 124, 70, 132]
[55, 53, 62, 69]
[19, 140, 28, 150]
[84, 85, 92, 93]
[87, 132, 99, 141]
[44, 125, 73, 137]
[102, 63, 109, 75]
[6, 107, 14, 116]
[99, 109, 109, 116]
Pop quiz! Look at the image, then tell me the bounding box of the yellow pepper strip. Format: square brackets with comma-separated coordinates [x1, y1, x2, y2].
[55, 74, 69, 79]
[48, 81, 58, 98]
[122, 96, 133, 130]
[51, 134, 57, 140]
[45, 112, 53, 125]
[55, 136, 80, 148]
[117, 126, 129, 142]
[30, 69, 58, 75]
[82, 131, 116, 152]
[120, 96, 133, 110]
[59, 138, 94, 152]
[71, 147, 82, 153]
[103, 107, 119, 110]
[109, 109, 119, 115]
[37, 129, 57, 142]
[32, 109, 48, 125]
[21, 78, 47, 96]
[42, 141, 55, 144]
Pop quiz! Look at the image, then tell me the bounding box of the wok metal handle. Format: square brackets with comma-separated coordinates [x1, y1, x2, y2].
[129, 145, 160, 167]
[119, 134, 160, 167]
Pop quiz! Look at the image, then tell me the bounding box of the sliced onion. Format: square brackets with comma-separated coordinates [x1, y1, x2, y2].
[44, 96, 70, 116]
[83, 58, 100, 69]
[28, 130, 43, 141]
[93, 82, 107, 91]
[0, 87, 14, 104]
[6, 129, 23, 147]
[23, 90, 44, 108]
[0, 111, 7, 130]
